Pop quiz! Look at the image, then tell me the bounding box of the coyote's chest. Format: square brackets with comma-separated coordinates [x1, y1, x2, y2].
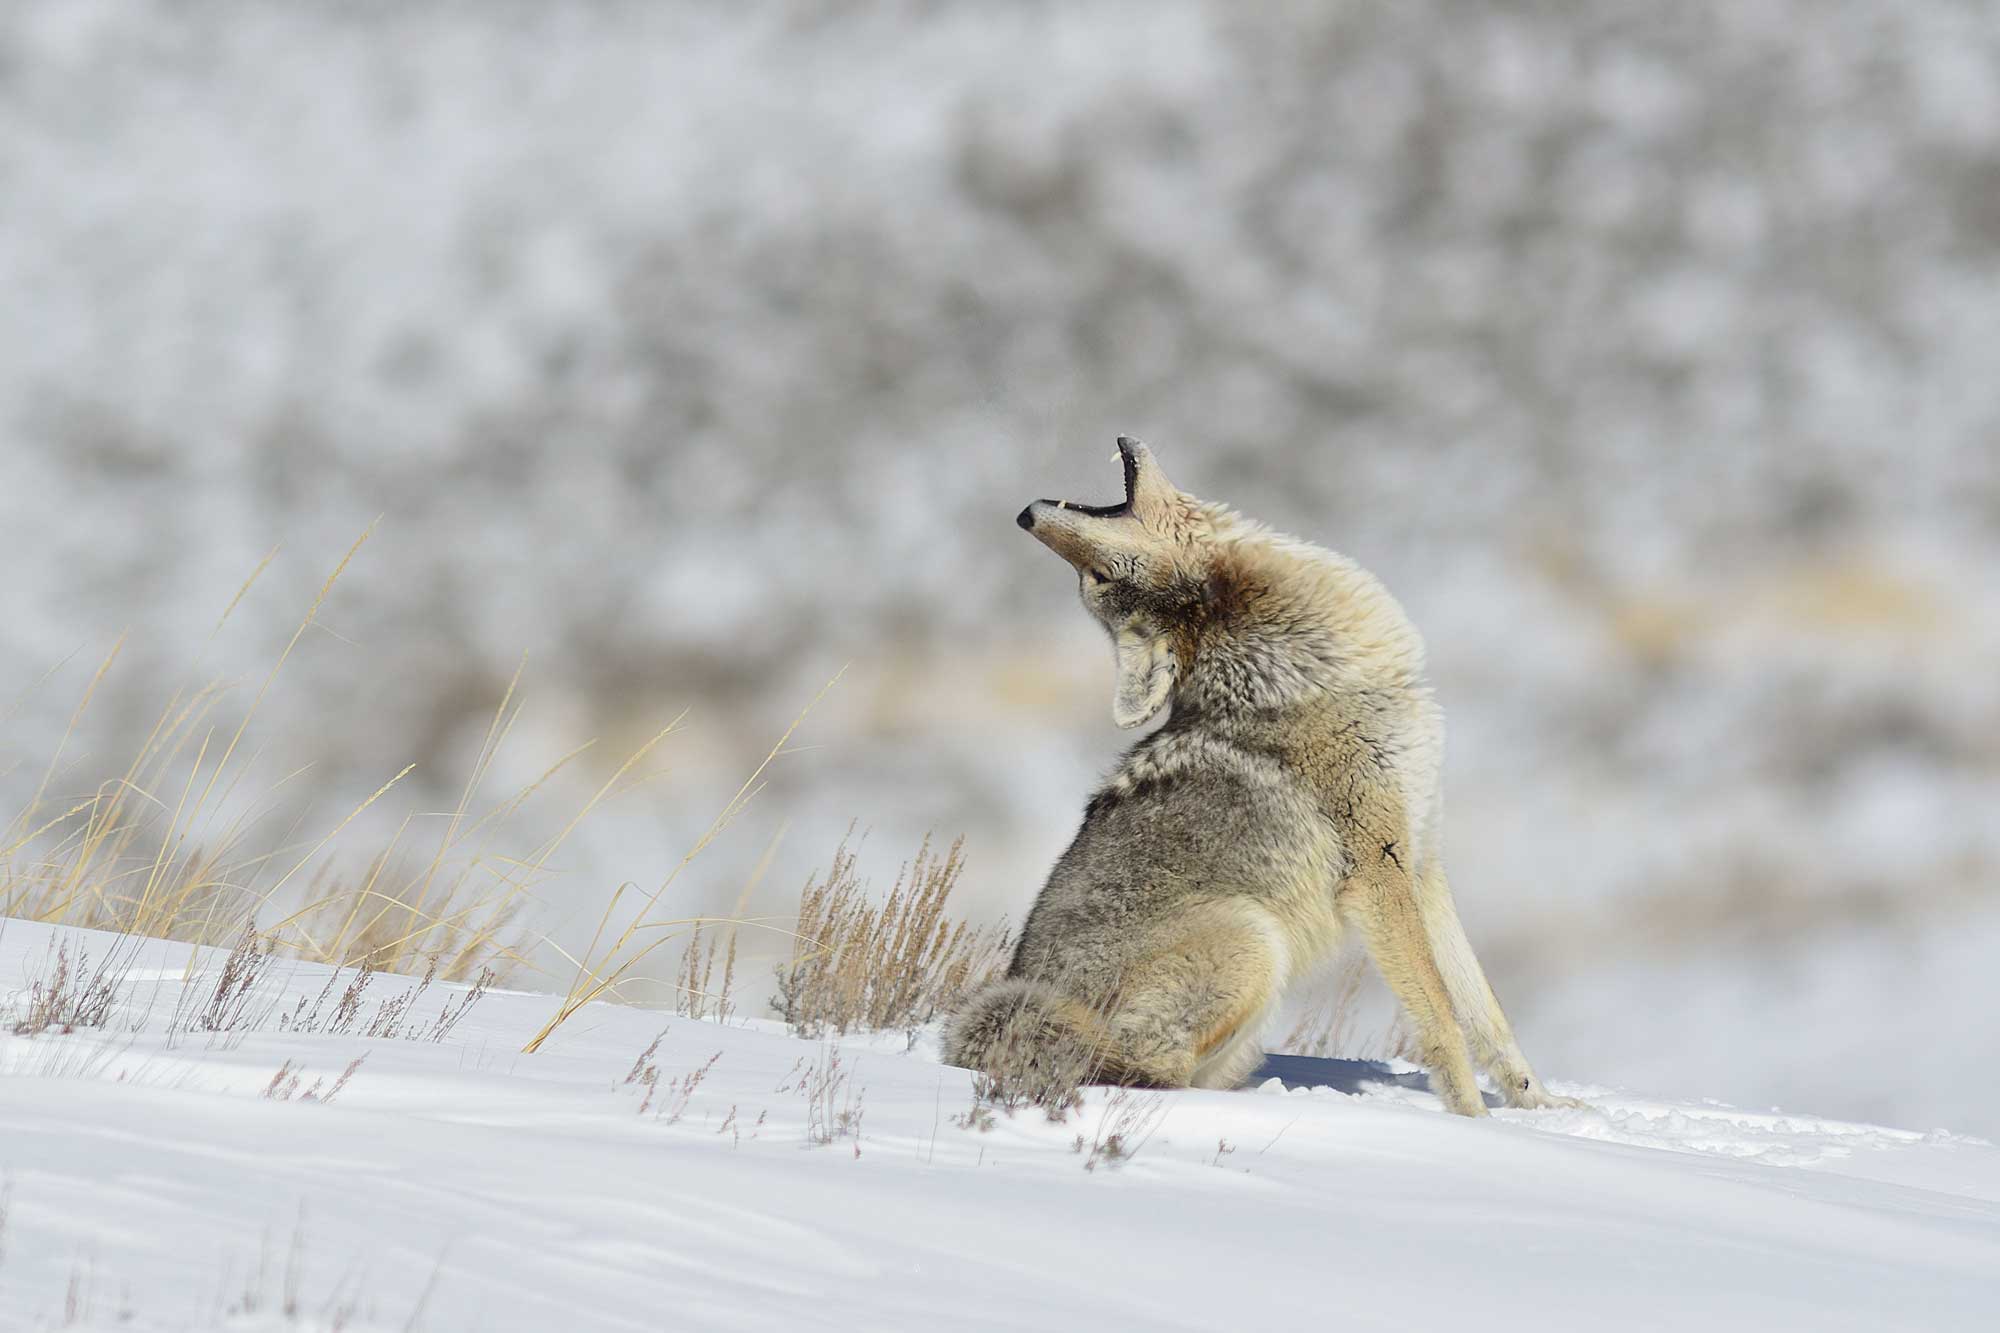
[1278, 693, 1442, 885]
[1097, 727, 1280, 803]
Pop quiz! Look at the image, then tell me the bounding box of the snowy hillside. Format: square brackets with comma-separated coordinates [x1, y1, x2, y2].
[3, 0, 1998, 1142]
[2, 920, 1993, 1331]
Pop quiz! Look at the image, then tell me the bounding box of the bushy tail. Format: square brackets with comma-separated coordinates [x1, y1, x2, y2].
[942, 978, 1119, 1110]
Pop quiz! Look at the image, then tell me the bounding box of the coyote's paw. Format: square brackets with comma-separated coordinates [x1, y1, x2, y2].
[1508, 1086, 1589, 1111]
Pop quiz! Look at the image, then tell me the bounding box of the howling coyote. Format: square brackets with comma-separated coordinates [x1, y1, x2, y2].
[944, 439, 1578, 1115]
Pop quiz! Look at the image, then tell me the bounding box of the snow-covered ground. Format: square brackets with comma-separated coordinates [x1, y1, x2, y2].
[2, 920, 1993, 1331]
[3, 0, 1998, 1142]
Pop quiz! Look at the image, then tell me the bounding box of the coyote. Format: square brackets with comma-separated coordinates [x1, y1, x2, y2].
[944, 439, 1579, 1116]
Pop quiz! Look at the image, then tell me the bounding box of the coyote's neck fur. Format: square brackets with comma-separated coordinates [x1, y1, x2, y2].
[1171, 502, 1431, 720]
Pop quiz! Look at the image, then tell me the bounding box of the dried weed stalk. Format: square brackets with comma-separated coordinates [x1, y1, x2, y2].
[672, 921, 738, 1023]
[623, 1031, 723, 1127]
[624, 1028, 667, 1086]
[777, 1041, 866, 1153]
[176, 926, 278, 1037]
[7, 938, 120, 1036]
[1073, 1087, 1168, 1172]
[262, 1056, 366, 1104]
[268, 957, 492, 1044]
[362, 958, 440, 1039]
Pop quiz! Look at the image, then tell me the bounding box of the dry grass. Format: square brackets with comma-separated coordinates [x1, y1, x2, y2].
[623, 1033, 730, 1129]
[169, 926, 279, 1039]
[0, 648, 551, 983]
[6, 937, 118, 1037]
[1072, 1087, 1167, 1172]
[672, 920, 740, 1023]
[776, 1039, 866, 1154]
[772, 832, 1009, 1039]
[2, 540, 991, 1057]
[520, 674, 842, 1053]
[0, 532, 695, 996]
[1, 913, 498, 1061]
[261, 1055, 367, 1104]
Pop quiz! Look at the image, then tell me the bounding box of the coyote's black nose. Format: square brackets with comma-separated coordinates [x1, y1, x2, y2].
[1016, 505, 1035, 530]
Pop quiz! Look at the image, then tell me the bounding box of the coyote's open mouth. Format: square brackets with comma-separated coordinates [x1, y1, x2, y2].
[1039, 437, 1140, 519]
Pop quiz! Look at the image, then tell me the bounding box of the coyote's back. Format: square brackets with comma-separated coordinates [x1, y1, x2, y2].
[942, 439, 1579, 1115]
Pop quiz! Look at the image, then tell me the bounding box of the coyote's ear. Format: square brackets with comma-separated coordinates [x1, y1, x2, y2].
[1119, 437, 1183, 531]
[1110, 625, 1177, 729]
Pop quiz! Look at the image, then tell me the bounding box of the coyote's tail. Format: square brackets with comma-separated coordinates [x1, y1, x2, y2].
[942, 978, 1120, 1099]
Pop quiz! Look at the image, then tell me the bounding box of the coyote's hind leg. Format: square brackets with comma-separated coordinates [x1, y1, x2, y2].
[1098, 903, 1284, 1091]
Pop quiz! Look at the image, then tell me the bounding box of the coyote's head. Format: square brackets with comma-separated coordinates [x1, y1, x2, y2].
[1017, 438, 1218, 729]
[1020, 438, 1409, 726]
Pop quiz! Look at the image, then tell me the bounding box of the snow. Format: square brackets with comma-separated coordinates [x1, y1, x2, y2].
[2, 920, 1994, 1331]
[3, 0, 1999, 1144]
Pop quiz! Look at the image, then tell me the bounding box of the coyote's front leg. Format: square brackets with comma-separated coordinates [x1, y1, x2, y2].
[1339, 848, 1488, 1118]
[1419, 862, 1586, 1111]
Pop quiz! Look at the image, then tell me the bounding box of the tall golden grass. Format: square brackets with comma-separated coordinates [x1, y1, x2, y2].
[520, 674, 843, 1051]
[3, 537, 1001, 1058]
[0, 530, 640, 986]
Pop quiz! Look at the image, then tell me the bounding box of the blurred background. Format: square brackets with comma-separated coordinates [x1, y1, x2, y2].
[2, 1, 1996, 1134]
